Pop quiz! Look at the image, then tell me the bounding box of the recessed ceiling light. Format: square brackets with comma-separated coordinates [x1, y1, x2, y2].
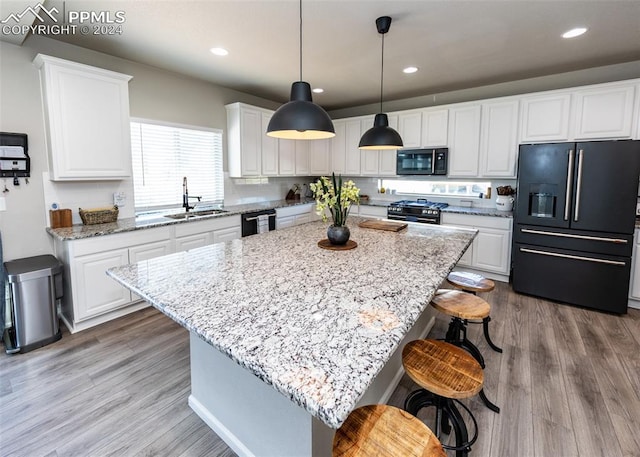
[403, 66, 418, 74]
[210, 47, 229, 56]
[562, 27, 587, 39]
[312, 88, 324, 94]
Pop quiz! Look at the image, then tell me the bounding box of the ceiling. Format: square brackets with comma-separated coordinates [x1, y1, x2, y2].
[5, 1, 640, 111]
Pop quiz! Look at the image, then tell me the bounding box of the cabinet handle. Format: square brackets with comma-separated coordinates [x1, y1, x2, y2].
[519, 247, 626, 266]
[574, 149, 584, 222]
[244, 214, 276, 222]
[431, 150, 435, 174]
[564, 149, 574, 221]
[520, 228, 628, 244]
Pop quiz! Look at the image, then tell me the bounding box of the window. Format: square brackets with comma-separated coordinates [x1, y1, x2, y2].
[380, 179, 491, 198]
[130, 120, 223, 210]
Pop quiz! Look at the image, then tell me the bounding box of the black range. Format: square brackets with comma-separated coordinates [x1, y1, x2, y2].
[387, 199, 449, 224]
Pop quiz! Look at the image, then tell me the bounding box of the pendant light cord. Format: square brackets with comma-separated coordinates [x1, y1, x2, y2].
[299, 0, 303, 81]
[380, 30, 385, 113]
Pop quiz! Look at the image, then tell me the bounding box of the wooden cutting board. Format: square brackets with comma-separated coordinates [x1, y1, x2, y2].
[358, 219, 408, 232]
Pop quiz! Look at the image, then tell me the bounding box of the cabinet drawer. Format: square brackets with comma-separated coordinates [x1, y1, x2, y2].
[442, 213, 512, 230]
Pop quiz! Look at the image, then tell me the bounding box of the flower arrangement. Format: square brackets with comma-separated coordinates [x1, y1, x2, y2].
[310, 173, 360, 227]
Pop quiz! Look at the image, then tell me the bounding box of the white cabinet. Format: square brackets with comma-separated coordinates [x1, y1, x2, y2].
[175, 233, 210, 252]
[442, 213, 512, 275]
[226, 102, 263, 177]
[379, 150, 397, 176]
[345, 119, 362, 175]
[421, 109, 449, 147]
[358, 205, 387, 219]
[174, 215, 242, 252]
[34, 54, 132, 181]
[128, 239, 173, 301]
[360, 149, 380, 176]
[520, 93, 571, 143]
[213, 225, 242, 243]
[295, 141, 310, 175]
[276, 203, 314, 229]
[480, 99, 519, 178]
[447, 105, 482, 177]
[309, 139, 331, 175]
[398, 110, 423, 148]
[278, 140, 296, 176]
[359, 115, 398, 176]
[261, 112, 279, 176]
[573, 84, 636, 140]
[331, 120, 347, 174]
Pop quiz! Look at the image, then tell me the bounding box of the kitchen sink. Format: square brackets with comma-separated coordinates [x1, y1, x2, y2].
[164, 209, 228, 220]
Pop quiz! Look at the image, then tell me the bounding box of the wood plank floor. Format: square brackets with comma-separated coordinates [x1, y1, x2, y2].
[1, 282, 639, 456]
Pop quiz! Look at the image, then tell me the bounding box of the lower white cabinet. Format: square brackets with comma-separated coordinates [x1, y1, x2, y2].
[629, 229, 640, 301]
[53, 215, 241, 333]
[357, 205, 387, 219]
[276, 203, 314, 229]
[442, 213, 512, 276]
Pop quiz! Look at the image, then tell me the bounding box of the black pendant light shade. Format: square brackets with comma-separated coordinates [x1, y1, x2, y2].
[359, 16, 403, 150]
[266, 0, 335, 140]
[359, 113, 403, 150]
[267, 82, 335, 140]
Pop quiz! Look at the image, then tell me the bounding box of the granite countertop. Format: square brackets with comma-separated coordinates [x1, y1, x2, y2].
[107, 217, 477, 429]
[46, 199, 317, 241]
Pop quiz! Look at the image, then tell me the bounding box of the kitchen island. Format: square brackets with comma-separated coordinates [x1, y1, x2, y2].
[107, 218, 476, 456]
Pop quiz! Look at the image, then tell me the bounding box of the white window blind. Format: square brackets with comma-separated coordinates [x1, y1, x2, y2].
[130, 120, 224, 210]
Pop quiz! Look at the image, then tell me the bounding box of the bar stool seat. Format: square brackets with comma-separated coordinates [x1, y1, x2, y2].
[333, 404, 445, 457]
[403, 339, 482, 457]
[430, 289, 500, 413]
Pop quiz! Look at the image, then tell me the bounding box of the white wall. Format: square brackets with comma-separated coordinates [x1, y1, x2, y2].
[0, 35, 280, 261]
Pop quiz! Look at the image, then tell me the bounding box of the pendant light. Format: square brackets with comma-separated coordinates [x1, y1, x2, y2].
[266, 0, 335, 140]
[359, 16, 403, 150]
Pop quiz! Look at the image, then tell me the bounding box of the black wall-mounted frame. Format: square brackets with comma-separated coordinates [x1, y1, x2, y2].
[0, 132, 30, 178]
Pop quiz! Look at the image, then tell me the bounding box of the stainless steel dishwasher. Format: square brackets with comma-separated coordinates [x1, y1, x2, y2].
[241, 209, 276, 237]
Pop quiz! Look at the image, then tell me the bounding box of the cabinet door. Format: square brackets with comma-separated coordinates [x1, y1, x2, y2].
[360, 150, 380, 175]
[129, 240, 173, 301]
[398, 111, 422, 148]
[458, 243, 473, 267]
[447, 105, 482, 177]
[574, 85, 635, 140]
[213, 226, 241, 243]
[331, 120, 346, 174]
[295, 141, 310, 175]
[472, 228, 511, 274]
[631, 235, 640, 299]
[379, 150, 397, 176]
[276, 215, 295, 229]
[345, 119, 362, 175]
[175, 233, 210, 252]
[358, 205, 387, 219]
[294, 213, 311, 225]
[480, 100, 519, 177]
[75, 249, 131, 321]
[261, 112, 279, 176]
[239, 107, 262, 176]
[278, 140, 296, 176]
[35, 55, 132, 180]
[422, 109, 449, 147]
[520, 93, 571, 143]
[309, 139, 331, 175]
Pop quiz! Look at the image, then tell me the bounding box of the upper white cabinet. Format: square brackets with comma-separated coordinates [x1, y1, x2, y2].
[278, 140, 296, 175]
[573, 84, 635, 140]
[226, 102, 263, 177]
[331, 120, 347, 174]
[344, 119, 362, 175]
[309, 139, 331, 175]
[520, 93, 571, 143]
[295, 141, 310, 175]
[447, 104, 482, 177]
[261, 112, 279, 176]
[480, 99, 519, 177]
[421, 108, 449, 147]
[398, 110, 423, 148]
[34, 54, 132, 181]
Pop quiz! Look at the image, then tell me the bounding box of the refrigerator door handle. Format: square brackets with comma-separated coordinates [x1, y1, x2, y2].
[519, 247, 626, 266]
[520, 228, 629, 244]
[564, 149, 574, 221]
[574, 149, 584, 222]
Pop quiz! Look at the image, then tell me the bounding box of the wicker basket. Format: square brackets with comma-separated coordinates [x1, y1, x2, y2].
[79, 206, 119, 225]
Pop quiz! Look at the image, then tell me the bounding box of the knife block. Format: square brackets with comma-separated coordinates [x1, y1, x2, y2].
[50, 209, 72, 228]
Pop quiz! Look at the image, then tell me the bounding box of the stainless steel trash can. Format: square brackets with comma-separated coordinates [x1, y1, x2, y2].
[3, 255, 63, 354]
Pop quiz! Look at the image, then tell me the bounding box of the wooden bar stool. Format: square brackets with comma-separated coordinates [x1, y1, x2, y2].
[430, 289, 500, 413]
[333, 404, 445, 457]
[447, 271, 502, 353]
[402, 339, 482, 457]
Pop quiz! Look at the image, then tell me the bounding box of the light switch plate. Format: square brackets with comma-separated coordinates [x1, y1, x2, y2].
[113, 192, 126, 207]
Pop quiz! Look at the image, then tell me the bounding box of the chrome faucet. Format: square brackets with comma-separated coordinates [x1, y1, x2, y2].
[182, 177, 202, 212]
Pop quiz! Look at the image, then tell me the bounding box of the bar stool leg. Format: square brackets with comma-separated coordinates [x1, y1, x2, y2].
[482, 316, 503, 353]
[443, 400, 470, 457]
[479, 389, 500, 413]
[445, 318, 486, 369]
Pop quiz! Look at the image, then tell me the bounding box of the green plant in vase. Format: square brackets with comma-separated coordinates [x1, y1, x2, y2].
[310, 173, 360, 245]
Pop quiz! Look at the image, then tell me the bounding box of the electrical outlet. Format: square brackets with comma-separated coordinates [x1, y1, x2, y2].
[113, 192, 126, 207]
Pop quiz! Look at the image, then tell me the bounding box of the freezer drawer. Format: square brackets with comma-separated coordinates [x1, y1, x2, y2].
[512, 243, 631, 313]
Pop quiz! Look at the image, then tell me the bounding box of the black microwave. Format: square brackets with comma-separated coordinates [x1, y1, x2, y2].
[396, 148, 448, 175]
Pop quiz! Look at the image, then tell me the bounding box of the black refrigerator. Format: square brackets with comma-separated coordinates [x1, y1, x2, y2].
[512, 140, 640, 313]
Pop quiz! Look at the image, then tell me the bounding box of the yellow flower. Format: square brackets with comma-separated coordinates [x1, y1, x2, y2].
[311, 173, 360, 227]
